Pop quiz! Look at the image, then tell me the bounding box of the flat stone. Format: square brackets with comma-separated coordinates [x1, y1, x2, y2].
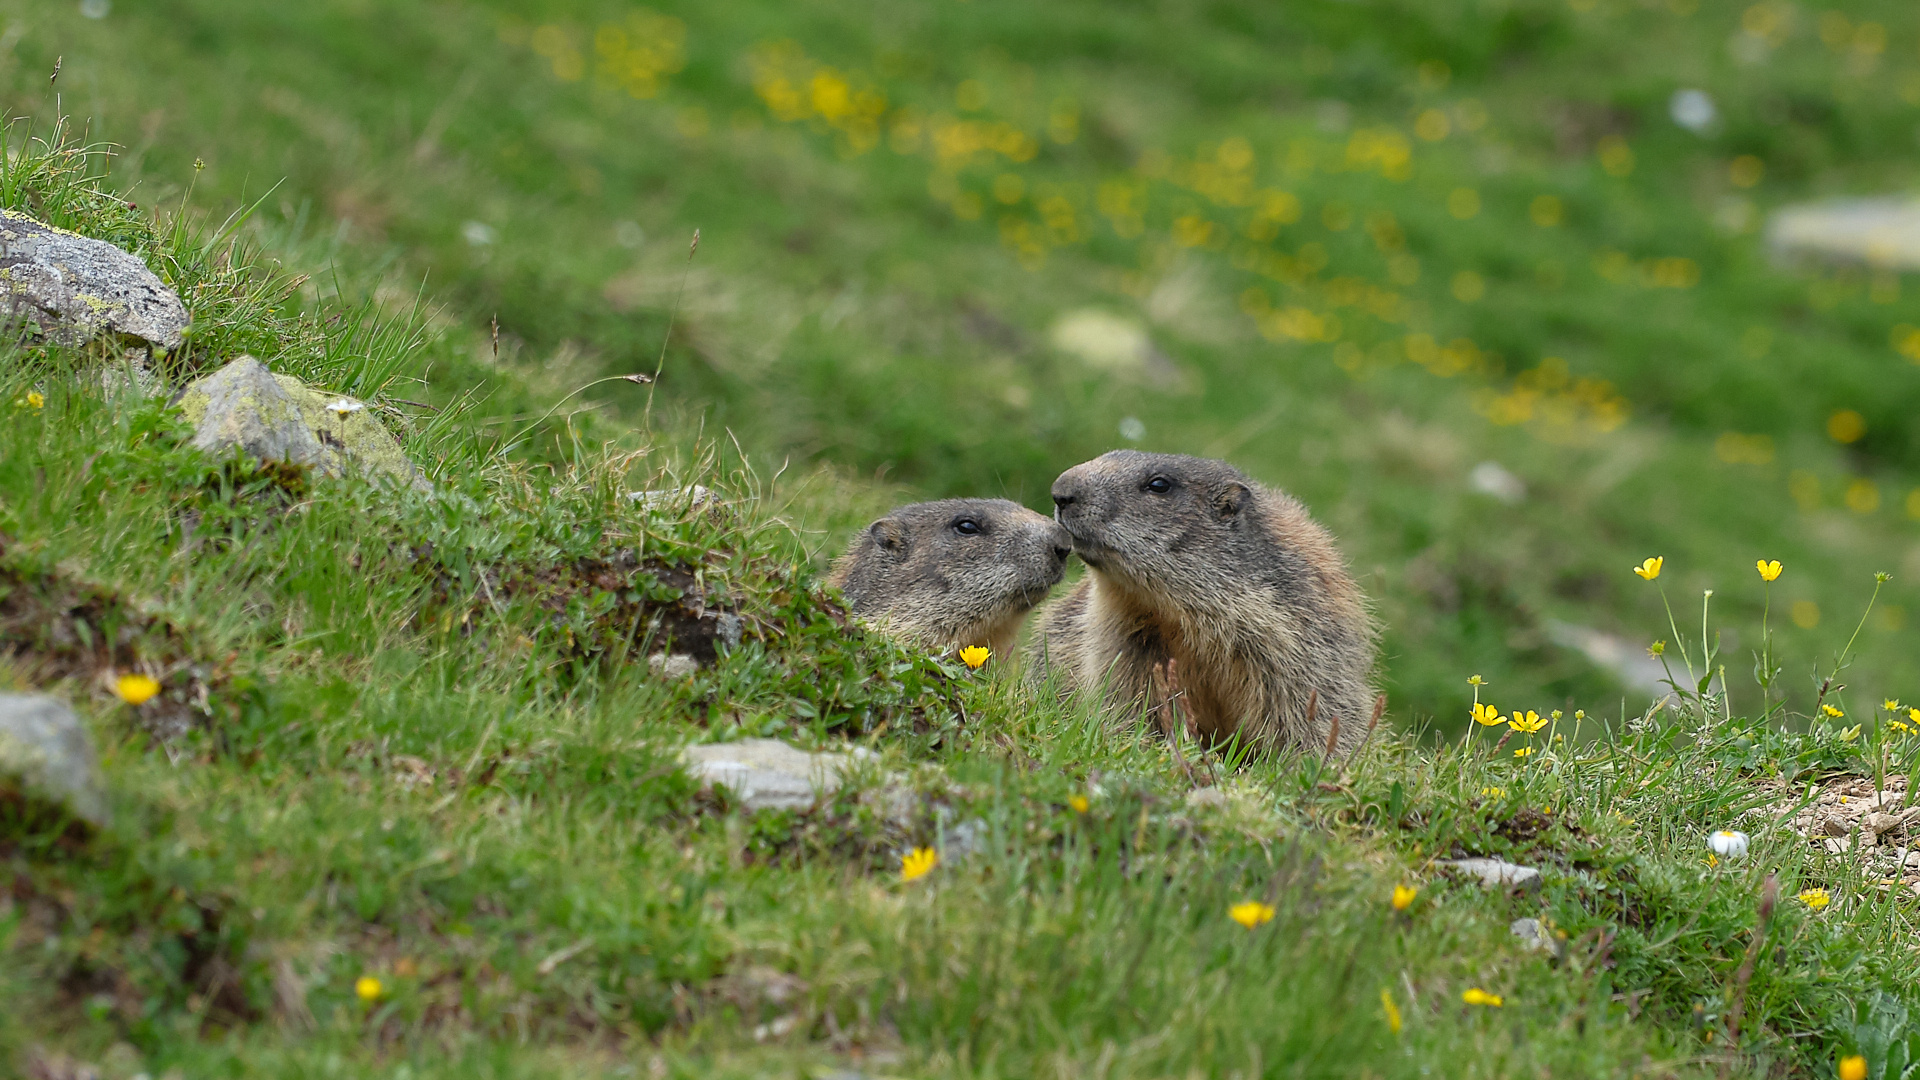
[174, 356, 428, 491]
[1438, 857, 1542, 891]
[681, 738, 874, 812]
[0, 209, 189, 350]
[0, 694, 109, 828]
[1767, 198, 1920, 270]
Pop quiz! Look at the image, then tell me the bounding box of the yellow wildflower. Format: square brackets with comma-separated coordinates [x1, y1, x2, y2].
[1381, 988, 1403, 1034]
[1884, 699, 1902, 713]
[1632, 556, 1663, 580]
[1756, 559, 1782, 582]
[901, 847, 938, 882]
[1514, 747, 1534, 759]
[958, 645, 990, 669]
[1480, 786, 1506, 798]
[1798, 888, 1830, 910]
[1507, 711, 1546, 734]
[113, 673, 161, 706]
[355, 975, 383, 1003]
[1471, 702, 1505, 726]
[1229, 900, 1276, 929]
[1822, 704, 1844, 718]
[1391, 884, 1417, 911]
[1068, 795, 1090, 814]
[1841, 1055, 1868, 1080]
[1461, 987, 1504, 1007]
[1910, 707, 1920, 724]
[24, 391, 44, 410]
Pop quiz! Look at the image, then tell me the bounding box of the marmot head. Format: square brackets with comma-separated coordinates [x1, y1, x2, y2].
[1051, 450, 1263, 602]
[831, 498, 1073, 653]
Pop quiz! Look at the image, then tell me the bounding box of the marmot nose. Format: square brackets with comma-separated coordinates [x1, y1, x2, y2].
[1051, 478, 1081, 511]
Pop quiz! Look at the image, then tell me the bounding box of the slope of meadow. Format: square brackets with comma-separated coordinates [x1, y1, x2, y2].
[2, 1, 1920, 1077]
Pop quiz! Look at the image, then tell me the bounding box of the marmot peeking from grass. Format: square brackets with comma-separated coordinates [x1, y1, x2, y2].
[1032, 451, 1376, 755]
[831, 499, 1073, 657]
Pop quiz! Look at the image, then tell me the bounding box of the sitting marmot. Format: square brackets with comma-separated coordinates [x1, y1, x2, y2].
[831, 499, 1072, 657]
[1031, 450, 1376, 755]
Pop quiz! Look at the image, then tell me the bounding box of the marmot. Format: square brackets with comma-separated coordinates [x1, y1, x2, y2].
[830, 499, 1073, 656]
[1031, 450, 1376, 755]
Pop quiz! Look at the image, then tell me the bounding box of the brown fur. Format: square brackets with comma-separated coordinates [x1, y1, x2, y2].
[1030, 450, 1376, 755]
[830, 498, 1072, 656]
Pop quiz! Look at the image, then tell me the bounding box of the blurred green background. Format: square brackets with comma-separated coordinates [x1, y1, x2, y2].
[10, 0, 1920, 730]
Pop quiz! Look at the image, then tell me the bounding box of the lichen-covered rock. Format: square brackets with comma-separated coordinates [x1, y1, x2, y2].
[0, 209, 189, 350]
[176, 355, 326, 469]
[272, 374, 429, 493]
[0, 693, 109, 829]
[174, 355, 429, 492]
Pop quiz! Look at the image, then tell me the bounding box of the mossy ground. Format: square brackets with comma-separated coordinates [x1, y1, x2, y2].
[5, 1, 1920, 1076]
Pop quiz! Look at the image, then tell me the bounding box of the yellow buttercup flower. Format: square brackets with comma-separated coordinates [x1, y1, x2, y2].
[1480, 786, 1506, 798]
[1471, 702, 1505, 726]
[355, 975, 383, 1003]
[1461, 987, 1504, 1007]
[1910, 707, 1920, 724]
[1229, 900, 1275, 929]
[24, 391, 44, 410]
[1756, 559, 1782, 582]
[1068, 795, 1090, 814]
[1798, 888, 1830, 910]
[113, 673, 160, 705]
[1632, 556, 1663, 580]
[1381, 988, 1403, 1034]
[1391, 884, 1417, 911]
[1507, 710, 1546, 734]
[1822, 704, 1844, 719]
[901, 847, 938, 882]
[958, 646, 990, 669]
[1513, 747, 1534, 759]
[1841, 1055, 1868, 1080]
[1884, 699, 1902, 713]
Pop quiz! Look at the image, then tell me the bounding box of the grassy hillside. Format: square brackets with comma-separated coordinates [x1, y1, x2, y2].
[10, 0, 1920, 724]
[3, 1, 1920, 1076]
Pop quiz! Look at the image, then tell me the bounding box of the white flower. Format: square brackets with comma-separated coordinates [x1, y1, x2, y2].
[326, 398, 366, 417]
[1708, 829, 1749, 859]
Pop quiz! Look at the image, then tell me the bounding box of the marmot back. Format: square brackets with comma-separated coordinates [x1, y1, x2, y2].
[831, 498, 1072, 657]
[1031, 450, 1376, 755]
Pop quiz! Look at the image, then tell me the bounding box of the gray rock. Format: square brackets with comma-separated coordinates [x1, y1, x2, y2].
[174, 356, 429, 491]
[0, 694, 109, 828]
[1767, 198, 1920, 270]
[1438, 857, 1542, 891]
[1510, 917, 1563, 957]
[681, 738, 875, 812]
[0, 209, 189, 350]
[177, 356, 326, 468]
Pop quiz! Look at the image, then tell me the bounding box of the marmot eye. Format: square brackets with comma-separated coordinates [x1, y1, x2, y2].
[952, 518, 982, 535]
[1145, 476, 1173, 494]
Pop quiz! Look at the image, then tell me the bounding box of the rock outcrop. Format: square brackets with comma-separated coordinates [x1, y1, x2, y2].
[0, 209, 189, 350]
[174, 355, 429, 492]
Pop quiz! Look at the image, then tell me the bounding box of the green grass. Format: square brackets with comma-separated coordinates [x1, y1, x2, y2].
[4, 1, 1920, 1076]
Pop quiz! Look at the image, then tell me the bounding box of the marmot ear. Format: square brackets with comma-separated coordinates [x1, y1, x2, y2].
[1214, 482, 1250, 521]
[869, 517, 909, 555]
